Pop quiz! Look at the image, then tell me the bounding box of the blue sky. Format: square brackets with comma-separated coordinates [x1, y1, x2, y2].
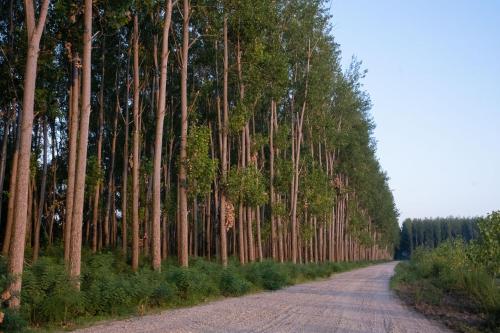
[329, 0, 500, 221]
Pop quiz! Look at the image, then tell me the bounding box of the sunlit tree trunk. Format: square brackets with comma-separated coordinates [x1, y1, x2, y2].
[64, 52, 80, 263]
[7, 0, 49, 308]
[152, 0, 173, 271]
[218, 14, 229, 267]
[69, 0, 92, 287]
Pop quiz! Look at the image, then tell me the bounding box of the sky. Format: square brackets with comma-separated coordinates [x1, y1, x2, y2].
[329, 0, 500, 221]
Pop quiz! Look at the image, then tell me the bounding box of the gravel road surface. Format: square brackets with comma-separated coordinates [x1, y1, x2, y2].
[75, 261, 450, 333]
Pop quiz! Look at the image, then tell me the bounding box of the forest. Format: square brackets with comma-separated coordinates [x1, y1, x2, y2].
[0, 0, 400, 327]
[397, 217, 480, 258]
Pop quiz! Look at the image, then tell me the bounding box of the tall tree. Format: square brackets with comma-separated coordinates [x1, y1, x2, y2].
[152, 0, 173, 271]
[178, 0, 190, 267]
[69, 0, 92, 286]
[7, 0, 50, 308]
[64, 51, 80, 263]
[131, 13, 140, 272]
[219, 13, 229, 267]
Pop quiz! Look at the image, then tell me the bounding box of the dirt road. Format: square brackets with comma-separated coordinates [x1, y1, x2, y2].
[75, 262, 450, 333]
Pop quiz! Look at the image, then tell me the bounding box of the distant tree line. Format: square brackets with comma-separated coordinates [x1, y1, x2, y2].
[397, 217, 479, 259]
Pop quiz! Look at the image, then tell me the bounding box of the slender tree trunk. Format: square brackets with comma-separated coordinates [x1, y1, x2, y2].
[48, 122, 57, 246]
[143, 170, 153, 257]
[238, 202, 245, 264]
[269, 100, 277, 260]
[122, 47, 131, 256]
[245, 127, 255, 262]
[92, 39, 105, 252]
[0, 115, 12, 226]
[64, 53, 80, 263]
[178, 0, 190, 267]
[7, 0, 49, 308]
[104, 96, 119, 248]
[162, 136, 173, 259]
[69, 0, 92, 287]
[218, 14, 229, 267]
[256, 206, 263, 261]
[131, 15, 141, 271]
[152, 0, 173, 271]
[33, 118, 48, 262]
[27, 177, 35, 248]
[2, 111, 20, 256]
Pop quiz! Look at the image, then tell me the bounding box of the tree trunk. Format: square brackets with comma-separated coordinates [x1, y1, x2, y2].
[64, 53, 80, 263]
[69, 0, 92, 287]
[92, 38, 106, 252]
[122, 46, 131, 256]
[104, 96, 119, 248]
[178, 0, 190, 267]
[152, 0, 173, 271]
[269, 100, 277, 260]
[131, 14, 141, 272]
[218, 14, 229, 267]
[2, 110, 20, 256]
[33, 118, 48, 262]
[48, 122, 58, 247]
[7, 0, 49, 308]
[256, 206, 263, 261]
[0, 114, 12, 227]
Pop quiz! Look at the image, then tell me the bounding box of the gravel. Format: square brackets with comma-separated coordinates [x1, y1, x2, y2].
[74, 261, 451, 333]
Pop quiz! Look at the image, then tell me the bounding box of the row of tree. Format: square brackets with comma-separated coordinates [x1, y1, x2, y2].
[0, 0, 400, 308]
[397, 217, 479, 258]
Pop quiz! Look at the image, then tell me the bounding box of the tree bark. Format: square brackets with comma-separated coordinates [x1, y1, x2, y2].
[269, 100, 277, 260]
[33, 118, 48, 262]
[64, 53, 80, 263]
[131, 14, 141, 272]
[0, 113, 12, 226]
[92, 37, 106, 252]
[104, 95, 119, 248]
[69, 0, 92, 287]
[152, 0, 173, 271]
[218, 14, 229, 267]
[2, 109, 20, 256]
[7, 0, 49, 308]
[122, 46, 131, 256]
[178, 0, 190, 267]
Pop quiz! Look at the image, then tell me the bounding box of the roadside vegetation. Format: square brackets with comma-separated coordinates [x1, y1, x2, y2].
[0, 252, 378, 332]
[392, 211, 500, 333]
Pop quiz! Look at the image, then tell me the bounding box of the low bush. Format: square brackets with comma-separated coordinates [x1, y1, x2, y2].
[219, 269, 252, 296]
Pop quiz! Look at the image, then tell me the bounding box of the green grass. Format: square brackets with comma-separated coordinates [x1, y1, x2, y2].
[391, 240, 500, 333]
[0, 252, 381, 332]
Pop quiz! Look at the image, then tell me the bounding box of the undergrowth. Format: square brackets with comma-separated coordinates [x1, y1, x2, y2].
[391, 240, 500, 333]
[0, 252, 377, 332]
